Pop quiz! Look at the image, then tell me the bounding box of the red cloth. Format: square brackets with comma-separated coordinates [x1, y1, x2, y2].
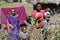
[32, 10, 45, 29]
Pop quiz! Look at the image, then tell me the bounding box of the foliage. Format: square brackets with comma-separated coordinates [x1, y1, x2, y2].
[53, 29, 60, 40]
[47, 29, 51, 38]
[27, 16, 35, 33]
[0, 1, 7, 8]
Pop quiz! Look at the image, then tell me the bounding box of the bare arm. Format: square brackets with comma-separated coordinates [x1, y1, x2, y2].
[7, 20, 10, 33]
[7, 20, 14, 33]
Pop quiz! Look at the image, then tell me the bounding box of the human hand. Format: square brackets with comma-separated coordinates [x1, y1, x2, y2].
[9, 24, 14, 29]
[11, 26, 14, 30]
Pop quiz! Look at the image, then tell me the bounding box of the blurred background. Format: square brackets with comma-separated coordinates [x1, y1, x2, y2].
[0, 0, 60, 40]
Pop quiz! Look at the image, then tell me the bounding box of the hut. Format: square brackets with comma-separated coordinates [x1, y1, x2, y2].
[31, 0, 60, 14]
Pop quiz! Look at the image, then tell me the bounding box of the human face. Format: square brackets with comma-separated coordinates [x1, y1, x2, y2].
[11, 9, 15, 15]
[37, 4, 41, 10]
[46, 8, 50, 12]
[23, 27, 27, 33]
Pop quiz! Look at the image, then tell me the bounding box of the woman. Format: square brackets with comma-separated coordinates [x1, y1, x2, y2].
[7, 9, 20, 40]
[30, 3, 46, 40]
[32, 3, 45, 29]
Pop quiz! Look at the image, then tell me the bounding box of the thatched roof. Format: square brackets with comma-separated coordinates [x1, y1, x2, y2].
[42, 0, 60, 4]
[32, 0, 60, 5]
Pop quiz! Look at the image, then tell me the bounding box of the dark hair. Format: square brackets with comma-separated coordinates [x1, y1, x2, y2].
[35, 2, 42, 12]
[36, 2, 42, 8]
[11, 8, 16, 16]
[21, 27, 27, 32]
[36, 2, 41, 5]
[11, 8, 15, 11]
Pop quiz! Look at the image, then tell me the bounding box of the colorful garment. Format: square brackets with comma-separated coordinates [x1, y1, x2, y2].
[42, 19, 48, 30]
[44, 11, 51, 17]
[1, 6, 27, 25]
[42, 11, 51, 30]
[32, 10, 45, 28]
[7, 15, 20, 40]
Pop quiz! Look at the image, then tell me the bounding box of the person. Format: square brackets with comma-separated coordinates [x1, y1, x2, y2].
[42, 8, 51, 31]
[42, 8, 51, 40]
[19, 27, 30, 40]
[32, 3, 45, 29]
[44, 8, 51, 18]
[7, 8, 20, 40]
[46, 8, 53, 16]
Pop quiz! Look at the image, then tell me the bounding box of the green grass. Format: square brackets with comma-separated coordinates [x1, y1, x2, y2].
[47, 29, 51, 38]
[0, 1, 7, 8]
[53, 29, 60, 40]
[53, 36, 60, 40]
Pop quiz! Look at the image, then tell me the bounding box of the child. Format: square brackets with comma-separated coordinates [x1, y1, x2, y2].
[42, 8, 51, 31]
[19, 27, 30, 40]
[42, 8, 51, 40]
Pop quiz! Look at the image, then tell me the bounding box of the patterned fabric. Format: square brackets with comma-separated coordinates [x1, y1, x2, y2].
[1, 6, 27, 25]
[32, 10, 45, 28]
[7, 15, 20, 40]
[42, 19, 48, 30]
